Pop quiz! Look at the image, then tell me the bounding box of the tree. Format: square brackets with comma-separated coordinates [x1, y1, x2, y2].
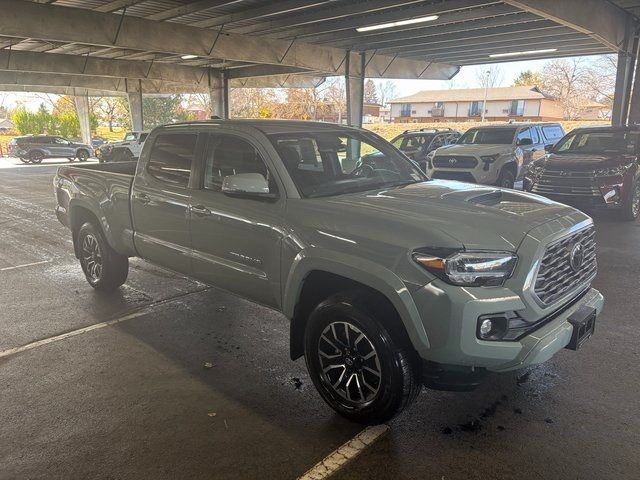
[364, 79, 379, 104]
[230, 88, 278, 118]
[513, 70, 544, 87]
[95, 97, 129, 131]
[475, 65, 504, 88]
[541, 58, 591, 119]
[322, 78, 346, 123]
[377, 80, 397, 106]
[583, 55, 617, 107]
[142, 95, 192, 128]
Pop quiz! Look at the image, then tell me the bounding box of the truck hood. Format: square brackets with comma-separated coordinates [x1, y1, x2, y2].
[434, 144, 512, 156]
[539, 152, 636, 171]
[298, 180, 579, 251]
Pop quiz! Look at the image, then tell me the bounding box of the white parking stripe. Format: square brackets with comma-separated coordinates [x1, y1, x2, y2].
[0, 260, 51, 271]
[0, 288, 209, 359]
[297, 424, 389, 480]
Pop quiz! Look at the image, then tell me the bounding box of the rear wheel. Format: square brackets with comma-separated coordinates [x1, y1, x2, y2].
[77, 222, 129, 290]
[304, 292, 421, 424]
[29, 151, 44, 164]
[19, 157, 31, 164]
[620, 178, 640, 221]
[496, 167, 515, 189]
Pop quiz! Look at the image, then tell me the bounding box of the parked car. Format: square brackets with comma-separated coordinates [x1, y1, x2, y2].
[9, 135, 93, 164]
[54, 120, 603, 423]
[424, 123, 565, 188]
[524, 125, 640, 221]
[92, 136, 107, 148]
[97, 131, 149, 163]
[388, 128, 461, 172]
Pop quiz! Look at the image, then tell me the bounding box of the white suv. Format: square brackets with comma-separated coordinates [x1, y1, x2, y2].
[425, 123, 564, 188]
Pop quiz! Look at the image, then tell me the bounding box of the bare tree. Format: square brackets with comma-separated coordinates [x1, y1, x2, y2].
[475, 65, 504, 88]
[583, 55, 617, 107]
[322, 78, 346, 123]
[541, 58, 590, 119]
[377, 80, 397, 106]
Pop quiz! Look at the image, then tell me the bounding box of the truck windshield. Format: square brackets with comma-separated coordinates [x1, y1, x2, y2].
[458, 128, 516, 145]
[269, 131, 426, 198]
[554, 130, 640, 154]
[392, 134, 434, 151]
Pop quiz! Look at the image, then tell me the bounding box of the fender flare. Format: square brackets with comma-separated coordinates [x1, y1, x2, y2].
[283, 248, 431, 357]
[68, 197, 119, 252]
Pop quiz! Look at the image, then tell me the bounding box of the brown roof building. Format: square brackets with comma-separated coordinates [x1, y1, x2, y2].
[388, 86, 564, 123]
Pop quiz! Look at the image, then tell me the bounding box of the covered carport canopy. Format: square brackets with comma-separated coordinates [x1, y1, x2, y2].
[0, 0, 638, 140]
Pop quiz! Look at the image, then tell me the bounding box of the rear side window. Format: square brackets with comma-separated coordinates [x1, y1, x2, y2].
[147, 133, 197, 187]
[542, 125, 564, 142]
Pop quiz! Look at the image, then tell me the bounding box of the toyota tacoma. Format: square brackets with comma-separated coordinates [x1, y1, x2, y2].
[54, 120, 603, 423]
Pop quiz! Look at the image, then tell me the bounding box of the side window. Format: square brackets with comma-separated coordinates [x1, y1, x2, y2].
[35, 137, 51, 145]
[124, 133, 136, 141]
[530, 127, 540, 144]
[542, 125, 564, 142]
[203, 134, 273, 192]
[430, 135, 445, 149]
[147, 133, 197, 187]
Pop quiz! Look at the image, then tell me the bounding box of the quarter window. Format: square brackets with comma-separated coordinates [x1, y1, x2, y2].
[542, 125, 564, 142]
[147, 133, 197, 187]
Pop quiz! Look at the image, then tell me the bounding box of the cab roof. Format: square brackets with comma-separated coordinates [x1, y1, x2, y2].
[164, 119, 364, 135]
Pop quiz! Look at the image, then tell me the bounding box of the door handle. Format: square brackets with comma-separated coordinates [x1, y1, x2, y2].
[136, 193, 151, 205]
[190, 205, 212, 216]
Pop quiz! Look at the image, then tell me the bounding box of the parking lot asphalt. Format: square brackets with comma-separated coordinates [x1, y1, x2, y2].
[1, 156, 638, 480]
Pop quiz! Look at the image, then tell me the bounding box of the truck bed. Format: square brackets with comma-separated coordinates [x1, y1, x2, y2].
[54, 161, 138, 257]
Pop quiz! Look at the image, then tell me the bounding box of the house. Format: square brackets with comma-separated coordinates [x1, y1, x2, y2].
[578, 101, 611, 120]
[0, 118, 15, 133]
[388, 86, 564, 123]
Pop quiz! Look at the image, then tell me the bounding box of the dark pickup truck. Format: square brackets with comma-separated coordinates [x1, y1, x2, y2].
[54, 120, 603, 423]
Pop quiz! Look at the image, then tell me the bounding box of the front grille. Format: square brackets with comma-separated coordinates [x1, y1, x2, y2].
[534, 226, 597, 306]
[433, 155, 478, 168]
[431, 171, 476, 183]
[531, 170, 600, 197]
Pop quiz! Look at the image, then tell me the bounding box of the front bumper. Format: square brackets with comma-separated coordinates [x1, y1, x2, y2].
[427, 163, 501, 184]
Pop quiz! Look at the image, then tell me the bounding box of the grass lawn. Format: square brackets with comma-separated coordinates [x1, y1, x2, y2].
[95, 126, 127, 142]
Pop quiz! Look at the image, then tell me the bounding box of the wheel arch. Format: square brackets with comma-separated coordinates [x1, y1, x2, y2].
[285, 254, 430, 361]
[68, 200, 116, 258]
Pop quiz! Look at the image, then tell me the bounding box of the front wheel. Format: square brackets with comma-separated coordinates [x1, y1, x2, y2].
[19, 157, 31, 164]
[496, 167, 515, 189]
[29, 151, 44, 164]
[77, 149, 89, 162]
[304, 293, 421, 424]
[620, 178, 640, 221]
[77, 222, 129, 290]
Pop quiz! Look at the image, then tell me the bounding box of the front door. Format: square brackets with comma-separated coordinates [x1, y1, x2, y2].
[189, 132, 284, 308]
[131, 131, 200, 274]
[52, 137, 75, 157]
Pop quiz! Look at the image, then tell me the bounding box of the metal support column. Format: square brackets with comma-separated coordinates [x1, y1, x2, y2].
[127, 79, 144, 131]
[612, 33, 637, 125]
[73, 93, 91, 145]
[209, 69, 229, 119]
[345, 52, 365, 128]
[627, 38, 640, 125]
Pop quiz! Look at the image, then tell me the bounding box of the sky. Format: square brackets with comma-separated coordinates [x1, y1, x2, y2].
[0, 56, 599, 115]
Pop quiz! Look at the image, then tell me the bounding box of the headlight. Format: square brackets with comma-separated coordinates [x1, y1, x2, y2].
[480, 154, 499, 171]
[525, 163, 544, 177]
[414, 250, 517, 287]
[594, 163, 634, 176]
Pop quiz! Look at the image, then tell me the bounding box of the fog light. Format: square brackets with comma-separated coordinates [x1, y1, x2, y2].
[479, 319, 493, 336]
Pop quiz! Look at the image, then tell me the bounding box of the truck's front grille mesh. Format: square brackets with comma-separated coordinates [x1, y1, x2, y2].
[534, 226, 597, 306]
[433, 155, 478, 168]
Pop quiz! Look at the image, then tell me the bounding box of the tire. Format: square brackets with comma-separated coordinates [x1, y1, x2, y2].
[76, 222, 129, 291]
[19, 157, 31, 164]
[496, 167, 515, 189]
[116, 149, 134, 162]
[77, 149, 89, 162]
[620, 178, 640, 221]
[29, 151, 44, 164]
[304, 292, 421, 424]
[68, 157, 75, 162]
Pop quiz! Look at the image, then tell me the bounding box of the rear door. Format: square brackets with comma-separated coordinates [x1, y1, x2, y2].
[131, 131, 201, 274]
[189, 130, 285, 308]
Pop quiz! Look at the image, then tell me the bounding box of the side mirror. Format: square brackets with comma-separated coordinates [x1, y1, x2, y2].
[222, 173, 276, 199]
[517, 137, 533, 146]
[544, 143, 555, 153]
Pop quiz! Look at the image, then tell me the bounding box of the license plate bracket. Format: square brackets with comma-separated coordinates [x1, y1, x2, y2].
[565, 305, 596, 351]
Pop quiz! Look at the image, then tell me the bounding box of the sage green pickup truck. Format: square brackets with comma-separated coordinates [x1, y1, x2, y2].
[54, 120, 604, 423]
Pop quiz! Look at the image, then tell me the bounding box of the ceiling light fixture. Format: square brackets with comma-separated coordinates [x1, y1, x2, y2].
[356, 15, 439, 32]
[489, 48, 558, 58]
[181, 54, 198, 60]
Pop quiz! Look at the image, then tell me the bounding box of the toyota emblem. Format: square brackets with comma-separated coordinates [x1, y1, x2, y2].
[448, 158, 457, 165]
[569, 243, 584, 272]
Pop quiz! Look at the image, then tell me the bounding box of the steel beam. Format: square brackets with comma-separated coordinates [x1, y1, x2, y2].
[226, 65, 313, 79]
[0, 50, 209, 86]
[147, 0, 237, 21]
[504, 0, 631, 53]
[0, 0, 458, 80]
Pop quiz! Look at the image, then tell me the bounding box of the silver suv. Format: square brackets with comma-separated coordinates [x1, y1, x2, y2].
[425, 123, 565, 188]
[9, 135, 94, 164]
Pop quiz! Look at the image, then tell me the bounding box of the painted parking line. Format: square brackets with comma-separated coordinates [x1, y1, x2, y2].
[0, 287, 209, 360]
[0, 260, 51, 271]
[297, 424, 389, 480]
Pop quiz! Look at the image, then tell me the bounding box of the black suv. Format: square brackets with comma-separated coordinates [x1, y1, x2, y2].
[389, 128, 461, 171]
[8, 135, 93, 164]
